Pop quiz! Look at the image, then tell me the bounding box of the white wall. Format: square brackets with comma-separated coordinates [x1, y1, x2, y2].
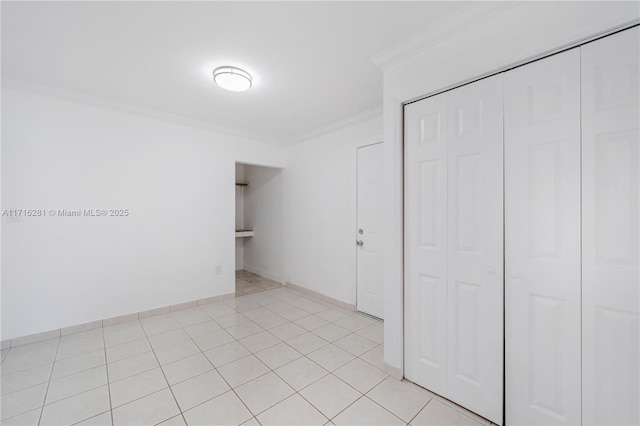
[283, 112, 382, 305]
[380, 1, 639, 372]
[235, 164, 245, 270]
[243, 165, 284, 282]
[1, 87, 288, 339]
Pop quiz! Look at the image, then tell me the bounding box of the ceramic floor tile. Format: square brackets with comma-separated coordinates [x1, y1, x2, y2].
[255, 342, 302, 370]
[299, 374, 361, 419]
[312, 324, 351, 342]
[75, 410, 113, 425]
[411, 399, 483, 426]
[109, 367, 168, 408]
[200, 304, 238, 320]
[359, 345, 384, 370]
[307, 345, 355, 372]
[294, 315, 330, 331]
[241, 307, 274, 321]
[241, 416, 261, 425]
[1, 363, 52, 395]
[268, 322, 306, 341]
[157, 414, 186, 425]
[0, 383, 48, 420]
[183, 320, 223, 339]
[51, 349, 106, 380]
[1, 407, 42, 425]
[112, 388, 179, 425]
[147, 329, 191, 350]
[278, 307, 310, 321]
[251, 313, 289, 330]
[355, 323, 384, 344]
[182, 390, 252, 426]
[238, 331, 280, 353]
[46, 366, 107, 404]
[154, 340, 200, 365]
[107, 351, 159, 382]
[315, 309, 351, 323]
[56, 332, 104, 360]
[367, 377, 431, 422]
[286, 332, 329, 355]
[274, 357, 329, 391]
[105, 338, 152, 364]
[161, 353, 213, 385]
[332, 396, 404, 426]
[334, 358, 388, 393]
[429, 396, 491, 426]
[334, 315, 376, 332]
[103, 322, 147, 347]
[225, 322, 264, 340]
[234, 371, 294, 415]
[170, 370, 229, 412]
[334, 334, 378, 356]
[40, 386, 110, 426]
[1, 345, 57, 375]
[192, 329, 235, 352]
[217, 355, 269, 388]
[203, 341, 250, 367]
[171, 308, 210, 327]
[140, 315, 182, 337]
[257, 393, 328, 426]
[214, 312, 251, 328]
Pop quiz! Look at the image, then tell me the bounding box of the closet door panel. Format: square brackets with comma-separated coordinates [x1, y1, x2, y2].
[447, 74, 504, 425]
[505, 49, 581, 426]
[404, 93, 449, 396]
[582, 27, 639, 426]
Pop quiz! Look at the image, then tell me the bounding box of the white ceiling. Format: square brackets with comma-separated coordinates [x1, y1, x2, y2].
[2, 1, 472, 144]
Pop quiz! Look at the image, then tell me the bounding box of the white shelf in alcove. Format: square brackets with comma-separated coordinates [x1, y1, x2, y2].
[235, 230, 254, 238]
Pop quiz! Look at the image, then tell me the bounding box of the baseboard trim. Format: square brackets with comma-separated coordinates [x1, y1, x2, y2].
[1, 291, 235, 349]
[284, 282, 356, 312]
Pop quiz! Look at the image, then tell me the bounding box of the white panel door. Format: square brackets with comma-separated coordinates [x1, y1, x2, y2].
[446, 74, 504, 424]
[356, 142, 384, 319]
[504, 48, 582, 426]
[582, 27, 639, 426]
[404, 93, 449, 396]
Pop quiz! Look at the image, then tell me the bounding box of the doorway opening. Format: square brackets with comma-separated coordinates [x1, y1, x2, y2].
[235, 162, 284, 296]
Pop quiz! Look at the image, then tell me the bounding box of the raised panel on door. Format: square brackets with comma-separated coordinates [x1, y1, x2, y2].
[404, 93, 448, 396]
[446, 74, 504, 425]
[582, 27, 639, 426]
[504, 48, 582, 426]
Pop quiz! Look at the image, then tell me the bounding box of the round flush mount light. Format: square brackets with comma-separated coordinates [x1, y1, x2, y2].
[213, 66, 252, 92]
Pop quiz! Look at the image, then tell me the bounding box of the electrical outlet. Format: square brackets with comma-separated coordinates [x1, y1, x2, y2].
[216, 266, 222, 275]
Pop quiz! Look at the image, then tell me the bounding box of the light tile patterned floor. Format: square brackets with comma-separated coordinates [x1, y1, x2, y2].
[0, 271, 492, 425]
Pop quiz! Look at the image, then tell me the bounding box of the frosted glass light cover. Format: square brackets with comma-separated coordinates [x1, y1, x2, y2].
[213, 66, 252, 92]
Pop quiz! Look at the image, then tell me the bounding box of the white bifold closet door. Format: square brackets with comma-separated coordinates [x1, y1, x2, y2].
[581, 27, 639, 426]
[404, 74, 504, 425]
[505, 49, 582, 426]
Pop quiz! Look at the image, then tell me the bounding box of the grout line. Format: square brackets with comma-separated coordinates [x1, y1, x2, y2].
[100, 327, 115, 426]
[36, 337, 61, 425]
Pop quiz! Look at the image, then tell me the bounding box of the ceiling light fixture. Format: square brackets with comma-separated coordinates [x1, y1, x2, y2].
[213, 66, 252, 92]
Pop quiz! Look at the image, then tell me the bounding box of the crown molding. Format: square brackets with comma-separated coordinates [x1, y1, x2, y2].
[1, 78, 281, 146]
[287, 105, 383, 145]
[370, 1, 519, 71]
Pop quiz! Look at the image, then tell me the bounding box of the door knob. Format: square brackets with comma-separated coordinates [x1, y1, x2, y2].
[356, 240, 364, 246]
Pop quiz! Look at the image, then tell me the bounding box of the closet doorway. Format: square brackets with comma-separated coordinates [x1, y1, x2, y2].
[235, 162, 284, 295]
